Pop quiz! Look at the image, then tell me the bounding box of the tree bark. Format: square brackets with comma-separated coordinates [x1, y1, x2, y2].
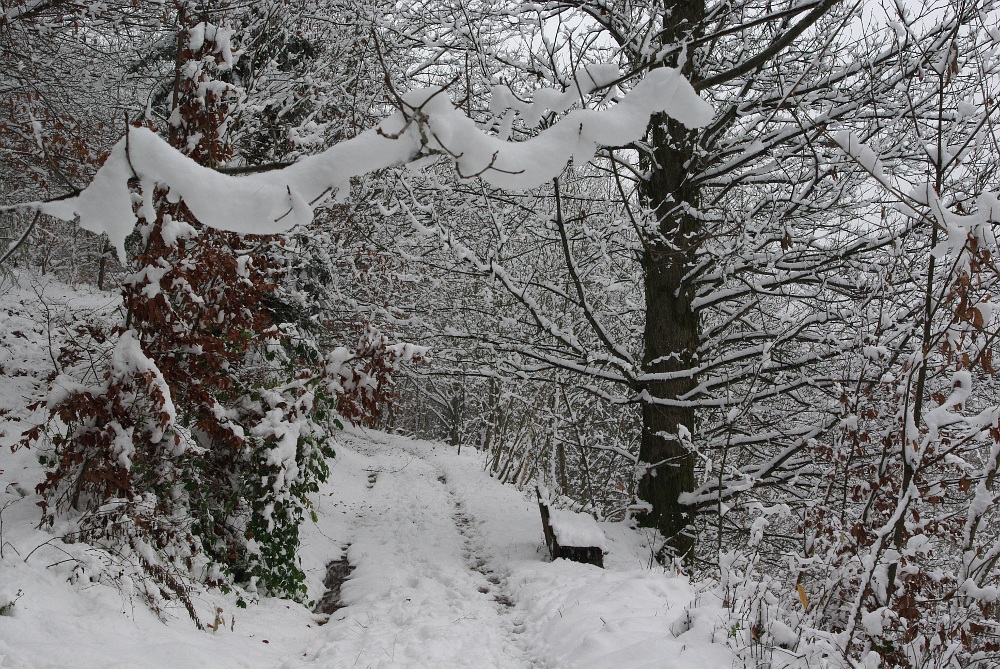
[635, 0, 705, 561]
[96, 236, 110, 290]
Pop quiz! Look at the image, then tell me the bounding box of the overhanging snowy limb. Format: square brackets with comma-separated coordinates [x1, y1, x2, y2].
[33, 67, 713, 258]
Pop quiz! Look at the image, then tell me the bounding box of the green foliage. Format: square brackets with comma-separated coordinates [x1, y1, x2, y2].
[241, 409, 333, 601]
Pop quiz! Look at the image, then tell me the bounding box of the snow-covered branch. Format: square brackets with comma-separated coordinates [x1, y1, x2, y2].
[26, 67, 712, 259]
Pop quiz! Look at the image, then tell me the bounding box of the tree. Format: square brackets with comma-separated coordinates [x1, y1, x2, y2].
[375, 0, 1000, 662]
[372, 0, 1000, 566]
[8, 0, 425, 618]
[784, 3, 1000, 662]
[0, 0, 138, 283]
[6, 0, 999, 660]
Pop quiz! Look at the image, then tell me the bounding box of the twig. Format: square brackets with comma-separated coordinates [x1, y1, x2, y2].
[0, 210, 40, 266]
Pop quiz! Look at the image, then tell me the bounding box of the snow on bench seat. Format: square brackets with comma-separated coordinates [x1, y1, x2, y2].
[548, 507, 607, 551]
[536, 485, 605, 568]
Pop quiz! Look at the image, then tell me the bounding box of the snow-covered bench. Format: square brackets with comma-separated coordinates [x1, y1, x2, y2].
[536, 485, 605, 568]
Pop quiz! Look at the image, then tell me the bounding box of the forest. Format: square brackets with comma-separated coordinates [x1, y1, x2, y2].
[1, 0, 999, 667]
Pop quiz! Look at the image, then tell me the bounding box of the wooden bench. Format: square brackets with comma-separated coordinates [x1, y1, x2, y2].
[536, 485, 605, 568]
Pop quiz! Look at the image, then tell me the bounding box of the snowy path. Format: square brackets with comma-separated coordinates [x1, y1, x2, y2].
[289, 430, 735, 669]
[287, 432, 535, 668]
[0, 416, 736, 668]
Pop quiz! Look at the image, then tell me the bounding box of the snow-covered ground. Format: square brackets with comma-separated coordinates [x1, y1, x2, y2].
[0, 276, 735, 668]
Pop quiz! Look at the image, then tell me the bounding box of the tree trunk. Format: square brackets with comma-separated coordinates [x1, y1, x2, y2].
[96, 236, 110, 290]
[635, 0, 705, 561]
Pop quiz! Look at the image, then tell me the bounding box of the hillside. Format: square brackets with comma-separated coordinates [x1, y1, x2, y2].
[0, 275, 733, 669]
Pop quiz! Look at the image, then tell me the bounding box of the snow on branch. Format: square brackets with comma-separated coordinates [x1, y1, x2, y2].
[31, 67, 713, 259]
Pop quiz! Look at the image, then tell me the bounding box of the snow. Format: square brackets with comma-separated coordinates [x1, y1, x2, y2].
[768, 619, 799, 648]
[489, 63, 626, 127]
[110, 329, 177, 434]
[548, 507, 607, 551]
[833, 130, 885, 177]
[861, 607, 890, 636]
[0, 275, 736, 668]
[33, 68, 713, 260]
[187, 23, 237, 70]
[252, 408, 303, 504]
